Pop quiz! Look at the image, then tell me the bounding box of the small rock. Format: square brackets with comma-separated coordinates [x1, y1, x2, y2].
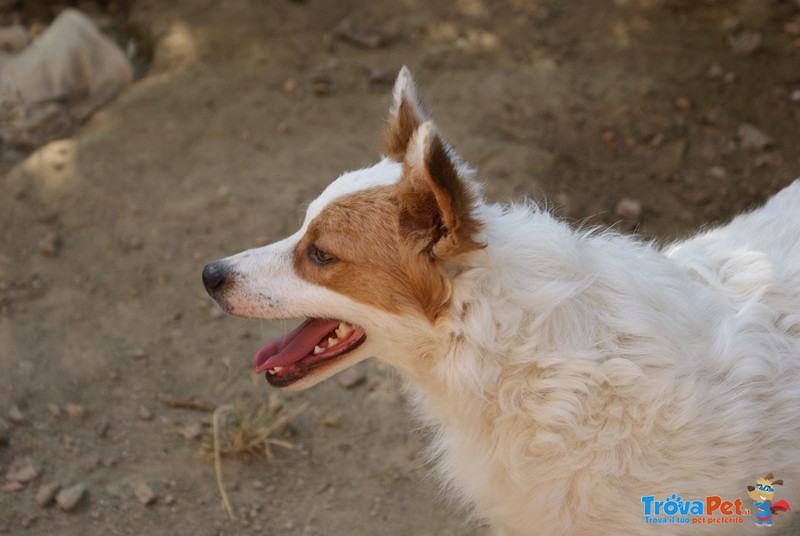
[282, 78, 297, 95]
[38, 233, 61, 257]
[2, 481, 24, 493]
[65, 404, 86, 419]
[615, 198, 643, 221]
[175, 421, 203, 440]
[36, 482, 61, 507]
[675, 95, 692, 112]
[336, 364, 366, 389]
[277, 122, 290, 134]
[727, 30, 761, 55]
[164, 494, 175, 506]
[134, 483, 157, 505]
[138, 406, 154, 421]
[128, 348, 147, 360]
[56, 483, 86, 512]
[8, 405, 25, 425]
[5, 456, 38, 484]
[47, 404, 62, 417]
[310, 74, 332, 96]
[708, 166, 728, 180]
[706, 63, 724, 79]
[95, 419, 111, 438]
[790, 89, 800, 103]
[737, 123, 773, 151]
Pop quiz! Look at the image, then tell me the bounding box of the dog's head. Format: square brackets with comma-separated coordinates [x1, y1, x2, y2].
[202, 67, 485, 389]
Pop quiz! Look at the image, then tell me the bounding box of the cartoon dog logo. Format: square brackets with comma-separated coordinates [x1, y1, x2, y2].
[747, 473, 791, 526]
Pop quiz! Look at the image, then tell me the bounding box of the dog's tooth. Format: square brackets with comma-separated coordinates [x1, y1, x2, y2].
[273, 366, 283, 372]
[267, 369, 276, 375]
[328, 337, 339, 347]
[336, 322, 353, 338]
[313, 345, 325, 355]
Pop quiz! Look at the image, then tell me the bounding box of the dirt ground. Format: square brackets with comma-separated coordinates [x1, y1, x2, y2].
[1, 0, 799, 534]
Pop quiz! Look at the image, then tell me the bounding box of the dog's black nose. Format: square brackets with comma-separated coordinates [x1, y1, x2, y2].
[202, 261, 229, 294]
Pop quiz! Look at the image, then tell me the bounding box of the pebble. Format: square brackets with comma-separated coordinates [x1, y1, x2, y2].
[675, 95, 692, 112]
[8, 405, 25, 425]
[38, 233, 61, 257]
[175, 421, 203, 440]
[336, 364, 367, 389]
[47, 404, 62, 417]
[128, 348, 147, 360]
[5, 456, 38, 484]
[164, 494, 176, 506]
[36, 482, 61, 507]
[56, 483, 87, 512]
[282, 78, 298, 95]
[790, 89, 800, 103]
[706, 63, 724, 79]
[134, 483, 158, 505]
[1, 481, 24, 493]
[65, 404, 87, 419]
[615, 198, 643, 221]
[727, 30, 762, 55]
[138, 406, 154, 421]
[708, 166, 728, 180]
[95, 419, 111, 438]
[737, 123, 773, 151]
[310, 74, 332, 96]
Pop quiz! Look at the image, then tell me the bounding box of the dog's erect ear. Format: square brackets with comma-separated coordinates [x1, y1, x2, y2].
[385, 66, 429, 161]
[396, 121, 484, 260]
[765, 473, 774, 481]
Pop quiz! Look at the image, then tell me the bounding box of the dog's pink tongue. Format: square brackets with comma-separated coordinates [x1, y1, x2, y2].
[254, 318, 340, 373]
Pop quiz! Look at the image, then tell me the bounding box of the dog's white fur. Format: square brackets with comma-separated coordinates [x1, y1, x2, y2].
[214, 69, 800, 534]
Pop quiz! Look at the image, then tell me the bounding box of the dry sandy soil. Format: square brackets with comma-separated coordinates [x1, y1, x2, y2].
[1, 0, 800, 534]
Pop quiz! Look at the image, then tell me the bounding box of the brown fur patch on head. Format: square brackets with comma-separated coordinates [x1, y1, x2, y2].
[293, 186, 454, 321]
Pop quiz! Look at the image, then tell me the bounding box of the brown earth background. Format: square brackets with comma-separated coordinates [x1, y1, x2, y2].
[1, 0, 800, 534]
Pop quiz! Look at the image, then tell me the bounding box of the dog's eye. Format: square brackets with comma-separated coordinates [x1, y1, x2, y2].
[309, 244, 335, 265]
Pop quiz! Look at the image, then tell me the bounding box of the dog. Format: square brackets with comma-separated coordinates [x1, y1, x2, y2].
[203, 67, 800, 535]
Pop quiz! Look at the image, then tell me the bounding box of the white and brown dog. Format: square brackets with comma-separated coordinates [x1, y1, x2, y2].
[203, 67, 800, 535]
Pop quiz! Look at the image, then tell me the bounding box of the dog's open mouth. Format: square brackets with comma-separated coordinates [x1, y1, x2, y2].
[254, 318, 367, 387]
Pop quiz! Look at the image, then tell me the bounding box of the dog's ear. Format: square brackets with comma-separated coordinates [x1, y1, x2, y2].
[747, 486, 755, 492]
[772, 479, 784, 486]
[396, 121, 484, 260]
[765, 473, 774, 481]
[385, 66, 429, 161]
